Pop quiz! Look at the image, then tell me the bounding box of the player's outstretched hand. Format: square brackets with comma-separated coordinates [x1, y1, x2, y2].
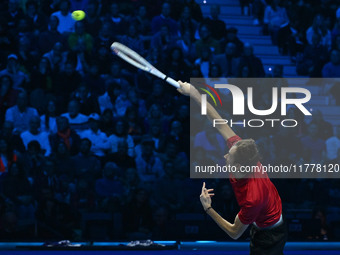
[177, 80, 192, 96]
[200, 182, 214, 211]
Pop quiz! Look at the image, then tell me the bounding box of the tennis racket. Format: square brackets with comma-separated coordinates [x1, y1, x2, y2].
[111, 42, 180, 88]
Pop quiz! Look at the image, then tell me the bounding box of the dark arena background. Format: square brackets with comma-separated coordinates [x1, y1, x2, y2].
[0, 0, 340, 254]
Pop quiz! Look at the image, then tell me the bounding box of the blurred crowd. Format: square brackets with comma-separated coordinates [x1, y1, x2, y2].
[0, 0, 339, 241]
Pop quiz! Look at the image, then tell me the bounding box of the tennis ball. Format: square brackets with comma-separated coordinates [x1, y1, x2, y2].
[72, 10, 86, 21]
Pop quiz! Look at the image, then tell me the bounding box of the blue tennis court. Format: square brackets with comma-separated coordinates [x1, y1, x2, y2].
[1, 241, 340, 254]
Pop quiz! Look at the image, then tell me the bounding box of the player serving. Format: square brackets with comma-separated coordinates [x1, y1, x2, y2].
[177, 81, 287, 255]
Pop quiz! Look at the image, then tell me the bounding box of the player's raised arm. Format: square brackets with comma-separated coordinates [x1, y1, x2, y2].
[177, 81, 236, 141]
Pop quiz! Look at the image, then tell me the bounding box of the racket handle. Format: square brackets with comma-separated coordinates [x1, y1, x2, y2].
[165, 77, 180, 88]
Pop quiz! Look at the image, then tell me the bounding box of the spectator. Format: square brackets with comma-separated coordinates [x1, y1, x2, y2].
[4, 0, 25, 39]
[71, 84, 100, 115]
[104, 3, 128, 36]
[195, 23, 221, 58]
[61, 100, 89, 132]
[310, 110, 333, 140]
[106, 140, 136, 170]
[311, 208, 333, 240]
[0, 138, 18, 176]
[146, 80, 174, 116]
[35, 197, 77, 239]
[131, 5, 151, 39]
[16, 36, 39, 74]
[173, 104, 190, 136]
[147, 120, 166, 153]
[78, 116, 110, 157]
[306, 14, 331, 50]
[121, 167, 139, 200]
[238, 43, 265, 77]
[263, 0, 289, 45]
[83, 0, 101, 37]
[94, 22, 115, 49]
[151, 24, 177, 53]
[144, 104, 170, 134]
[184, 0, 203, 22]
[213, 42, 240, 77]
[333, 35, 340, 52]
[0, 75, 19, 125]
[40, 99, 58, 134]
[102, 62, 130, 93]
[251, 0, 266, 25]
[71, 138, 101, 180]
[33, 160, 59, 201]
[159, 140, 188, 170]
[117, 23, 145, 57]
[221, 27, 244, 58]
[49, 116, 81, 156]
[38, 16, 63, 54]
[193, 127, 227, 166]
[273, 125, 303, 165]
[178, 6, 198, 40]
[95, 162, 124, 211]
[236, 62, 253, 79]
[51, 0, 76, 34]
[0, 211, 28, 240]
[204, 5, 227, 41]
[24, 0, 48, 33]
[42, 42, 66, 73]
[272, 64, 284, 77]
[54, 61, 82, 103]
[98, 80, 120, 114]
[332, 19, 340, 46]
[322, 50, 340, 77]
[15, 17, 35, 45]
[194, 46, 214, 78]
[68, 21, 93, 54]
[29, 57, 54, 92]
[151, 206, 176, 240]
[164, 120, 187, 152]
[325, 126, 340, 163]
[82, 63, 105, 96]
[99, 109, 115, 136]
[151, 2, 179, 36]
[114, 89, 131, 118]
[108, 118, 135, 158]
[176, 29, 196, 61]
[145, 47, 163, 68]
[52, 142, 75, 179]
[154, 160, 185, 212]
[135, 135, 164, 185]
[164, 47, 190, 81]
[300, 123, 326, 164]
[123, 188, 153, 240]
[276, 18, 301, 56]
[0, 163, 32, 207]
[5, 90, 38, 133]
[21, 140, 46, 178]
[70, 178, 96, 212]
[20, 116, 52, 156]
[213, 183, 238, 223]
[297, 33, 329, 77]
[127, 89, 147, 119]
[0, 54, 28, 89]
[0, 121, 25, 153]
[125, 107, 144, 136]
[0, 17, 13, 61]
